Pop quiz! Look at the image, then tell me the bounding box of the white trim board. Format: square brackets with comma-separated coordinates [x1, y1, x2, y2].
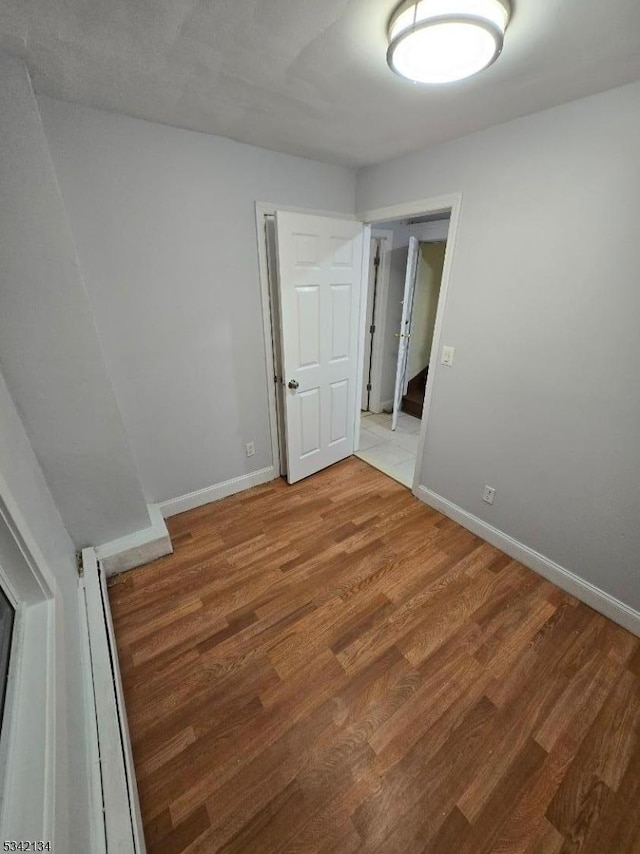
[416, 486, 640, 637]
[353, 224, 373, 455]
[366, 229, 394, 415]
[159, 466, 275, 518]
[81, 548, 145, 853]
[77, 579, 107, 854]
[0, 485, 57, 844]
[358, 194, 460, 225]
[0, 597, 55, 841]
[255, 204, 283, 479]
[94, 503, 172, 577]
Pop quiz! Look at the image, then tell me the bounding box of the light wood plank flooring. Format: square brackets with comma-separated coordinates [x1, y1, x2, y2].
[108, 457, 640, 853]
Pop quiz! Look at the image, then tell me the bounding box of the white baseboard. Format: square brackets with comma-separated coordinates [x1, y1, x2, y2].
[416, 486, 640, 637]
[159, 466, 276, 518]
[94, 503, 173, 577]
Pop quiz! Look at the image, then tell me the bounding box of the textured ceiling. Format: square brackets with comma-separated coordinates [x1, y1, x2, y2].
[1, 0, 640, 167]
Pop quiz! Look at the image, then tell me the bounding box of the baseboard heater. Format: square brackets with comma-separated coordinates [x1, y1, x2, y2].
[80, 548, 146, 853]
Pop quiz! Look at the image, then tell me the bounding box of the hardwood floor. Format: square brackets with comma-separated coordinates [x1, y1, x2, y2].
[108, 458, 640, 854]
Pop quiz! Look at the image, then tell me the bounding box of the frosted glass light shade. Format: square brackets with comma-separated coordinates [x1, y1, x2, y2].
[387, 0, 510, 84]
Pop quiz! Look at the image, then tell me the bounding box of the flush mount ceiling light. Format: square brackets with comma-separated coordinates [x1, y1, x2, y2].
[387, 0, 511, 85]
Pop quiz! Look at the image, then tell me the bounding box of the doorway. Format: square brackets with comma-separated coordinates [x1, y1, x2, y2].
[355, 214, 450, 488]
[256, 194, 460, 495]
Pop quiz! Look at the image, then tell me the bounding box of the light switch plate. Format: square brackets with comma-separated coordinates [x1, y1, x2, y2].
[441, 345, 455, 367]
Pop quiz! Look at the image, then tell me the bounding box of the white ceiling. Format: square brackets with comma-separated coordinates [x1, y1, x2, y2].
[2, 0, 640, 167]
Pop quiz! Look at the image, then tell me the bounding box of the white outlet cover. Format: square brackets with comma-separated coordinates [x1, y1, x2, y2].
[482, 485, 496, 505]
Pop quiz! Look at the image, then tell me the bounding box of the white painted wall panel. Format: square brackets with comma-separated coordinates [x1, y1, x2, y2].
[299, 389, 321, 457]
[39, 96, 356, 504]
[330, 284, 352, 361]
[330, 380, 349, 444]
[297, 286, 321, 368]
[0, 55, 150, 547]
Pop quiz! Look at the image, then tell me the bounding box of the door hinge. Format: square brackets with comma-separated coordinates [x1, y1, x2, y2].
[374, 254, 381, 268]
[369, 324, 375, 334]
[76, 551, 84, 577]
[366, 383, 372, 391]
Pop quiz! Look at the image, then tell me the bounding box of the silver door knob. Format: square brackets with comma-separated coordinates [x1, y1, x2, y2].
[288, 379, 299, 390]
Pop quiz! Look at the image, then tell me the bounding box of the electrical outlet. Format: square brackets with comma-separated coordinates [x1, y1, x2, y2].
[441, 345, 455, 367]
[482, 485, 496, 505]
[245, 442, 255, 457]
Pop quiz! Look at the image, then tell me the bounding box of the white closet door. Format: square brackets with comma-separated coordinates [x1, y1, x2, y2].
[392, 236, 419, 431]
[275, 211, 365, 484]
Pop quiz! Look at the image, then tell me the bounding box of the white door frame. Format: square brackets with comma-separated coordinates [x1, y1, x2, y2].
[256, 194, 461, 496]
[262, 215, 287, 476]
[0, 479, 59, 842]
[364, 229, 394, 414]
[357, 194, 463, 496]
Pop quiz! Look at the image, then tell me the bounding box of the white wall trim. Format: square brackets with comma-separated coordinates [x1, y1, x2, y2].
[0, 598, 56, 842]
[358, 194, 460, 225]
[417, 485, 640, 637]
[0, 481, 57, 844]
[94, 503, 172, 577]
[354, 224, 373, 450]
[81, 547, 146, 853]
[159, 466, 275, 518]
[77, 580, 107, 854]
[367, 229, 394, 415]
[255, 204, 283, 479]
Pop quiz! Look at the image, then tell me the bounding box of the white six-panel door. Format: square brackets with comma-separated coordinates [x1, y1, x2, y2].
[275, 211, 364, 484]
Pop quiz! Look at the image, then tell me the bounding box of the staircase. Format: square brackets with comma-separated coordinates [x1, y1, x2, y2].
[401, 366, 428, 419]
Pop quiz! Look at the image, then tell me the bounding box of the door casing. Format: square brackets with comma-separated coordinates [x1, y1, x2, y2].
[256, 193, 462, 495]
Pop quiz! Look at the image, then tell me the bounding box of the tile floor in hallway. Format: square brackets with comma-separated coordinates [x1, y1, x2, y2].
[355, 411, 421, 488]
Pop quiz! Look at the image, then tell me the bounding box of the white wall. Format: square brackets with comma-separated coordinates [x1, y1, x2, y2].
[39, 97, 357, 504]
[357, 80, 640, 612]
[0, 54, 150, 548]
[0, 368, 91, 850]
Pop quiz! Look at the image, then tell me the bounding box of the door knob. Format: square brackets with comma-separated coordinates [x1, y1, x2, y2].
[288, 379, 299, 390]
